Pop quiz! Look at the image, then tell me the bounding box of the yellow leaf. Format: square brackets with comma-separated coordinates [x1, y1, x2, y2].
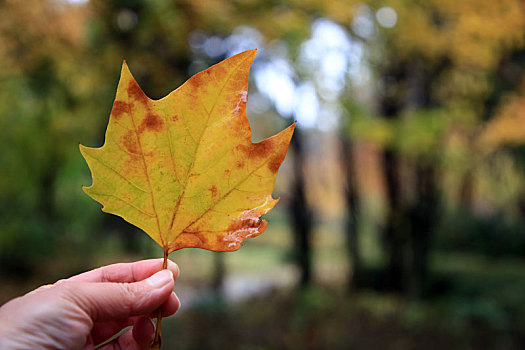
[80, 50, 294, 253]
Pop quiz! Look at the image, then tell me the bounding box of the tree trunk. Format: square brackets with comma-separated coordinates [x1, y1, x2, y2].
[289, 128, 313, 287]
[407, 161, 438, 299]
[212, 252, 225, 296]
[342, 137, 362, 291]
[382, 149, 406, 292]
[378, 59, 441, 297]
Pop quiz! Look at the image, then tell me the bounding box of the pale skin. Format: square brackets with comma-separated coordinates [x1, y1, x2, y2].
[0, 259, 180, 350]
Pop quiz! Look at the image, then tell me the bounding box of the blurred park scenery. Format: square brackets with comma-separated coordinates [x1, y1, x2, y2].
[2, 0, 525, 348]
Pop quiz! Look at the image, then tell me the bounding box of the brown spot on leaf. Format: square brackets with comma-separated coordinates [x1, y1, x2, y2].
[127, 79, 148, 105]
[252, 139, 275, 159]
[121, 130, 140, 154]
[224, 169, 230, 175]
[112, 101, 130, 119]
[226, 215, 262, 234]
[210, 185, 218, 198]
[236, 161, 244, 169]
[268, 153, 284, 173]
[171, 114, 179, 122]
[138, 113, 164, 134]
[169, 232, 207, 252]
[213, 211, 268, 251]
[191, 75, 203, 89]
[234, 144, 250, 155]
[168, 210, 268, 252]
[190, 231, 207, 244]
[122, 156, 142, 177]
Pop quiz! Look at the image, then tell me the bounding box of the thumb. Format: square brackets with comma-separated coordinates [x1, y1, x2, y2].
[61, 269, 174, 321]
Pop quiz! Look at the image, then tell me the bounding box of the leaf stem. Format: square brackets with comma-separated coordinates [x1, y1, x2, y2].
[151, 247, 169, 349]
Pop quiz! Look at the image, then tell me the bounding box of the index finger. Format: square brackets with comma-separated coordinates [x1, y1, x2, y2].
[66, 259, 179, 283]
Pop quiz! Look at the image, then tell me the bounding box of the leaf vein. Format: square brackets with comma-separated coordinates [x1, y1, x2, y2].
[166, 127, 181, 184]
[90, 191, 156, 217]
[83, 152, 149, 193]
[181, 155, 273, 233]
[111, 119, 133, 132]
[127, 100, 164, 247]
[113, 140, 141, 157]
[168, 56, 250, 232]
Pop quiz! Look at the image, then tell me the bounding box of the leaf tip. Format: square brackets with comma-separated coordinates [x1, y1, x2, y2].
[79, 143, 90, 159]
[282, 122, 296, 143]
[229, 49, 257, 65]
[120, 60, 133, 79]
[289, 122, 297, 134]
[121, 59, 129, 70]
[79, 144, 96, 159]
[246, 49, 257, 64]
[119, 60, 143, 96]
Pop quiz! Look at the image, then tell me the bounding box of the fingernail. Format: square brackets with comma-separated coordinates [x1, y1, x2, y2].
[147, 270, 173, 288]
[167, 260, 180, 278]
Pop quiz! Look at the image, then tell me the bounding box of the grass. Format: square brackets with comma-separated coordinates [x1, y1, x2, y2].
[162, 286, 525, 350]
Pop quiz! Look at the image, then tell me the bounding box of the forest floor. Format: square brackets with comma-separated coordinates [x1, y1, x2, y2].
[1, 217, 525, 349]
[162, 285, 525, 350]
[162, 250, 525, 349]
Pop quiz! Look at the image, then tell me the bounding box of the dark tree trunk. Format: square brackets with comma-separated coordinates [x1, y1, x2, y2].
[212, 252, 225, 296]
[407, 161, 439, 299]
[342, 137, 362, 291]
[289, 128, 313, 287]
[378, 59, 441, 298]
[378, 62, 406, 292]
[382, 149, 406, 292]
[404, 61, 440, 299]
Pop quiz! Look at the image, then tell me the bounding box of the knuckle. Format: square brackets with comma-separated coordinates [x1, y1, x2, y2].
[55, 281, 84, 308]
[55, 280, 75, 296]
[119, 283, 138, 313]
[53, 279, 68, 287]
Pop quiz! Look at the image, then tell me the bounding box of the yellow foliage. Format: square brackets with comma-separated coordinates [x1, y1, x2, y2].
[388, 0, 525, 69]
[0, 0, 87, 75]
[480, 89, 525, 151]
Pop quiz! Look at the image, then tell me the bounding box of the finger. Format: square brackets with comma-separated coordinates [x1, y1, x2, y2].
[91, 292, 179, 344]
[82, 336, 95, 350]
[160, 291, 181, 317]
[25, 284, 54, 296]
[68, 259, 179, 284]
[132, 317, 155, 348]
[63, 270, 175, 321]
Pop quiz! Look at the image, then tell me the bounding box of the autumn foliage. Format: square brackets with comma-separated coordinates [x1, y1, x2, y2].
[80, 50, 294, 254]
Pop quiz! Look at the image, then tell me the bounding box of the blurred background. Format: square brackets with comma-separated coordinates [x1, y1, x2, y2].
[1, 0, 525, 348]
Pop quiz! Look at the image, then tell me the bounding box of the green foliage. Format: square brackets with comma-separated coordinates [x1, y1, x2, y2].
[437, 211, 525, 257]
[347, 108, 448, 161]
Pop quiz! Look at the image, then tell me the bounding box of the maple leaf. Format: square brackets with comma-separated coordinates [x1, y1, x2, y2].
[80, 50, 295, 254]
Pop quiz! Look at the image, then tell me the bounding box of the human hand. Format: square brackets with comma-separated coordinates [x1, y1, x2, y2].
[0, 259, 180, 350]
